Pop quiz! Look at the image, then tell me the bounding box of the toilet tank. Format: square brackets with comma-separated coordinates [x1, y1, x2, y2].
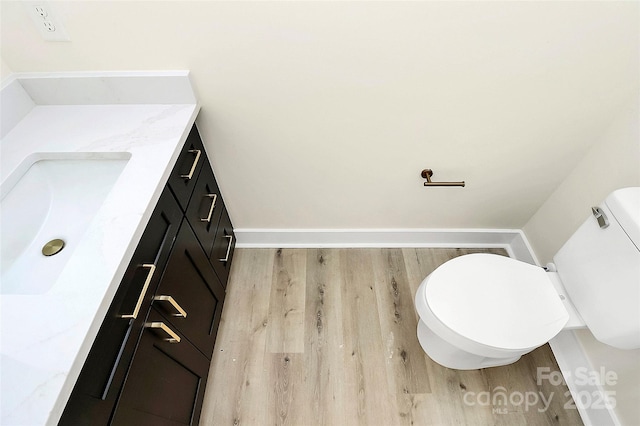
[553, 187, 640, 349]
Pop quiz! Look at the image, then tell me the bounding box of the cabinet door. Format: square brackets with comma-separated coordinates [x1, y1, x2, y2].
[184, 162, 223, 257]
[167, 125, 205, 211]
[110, 309, 210, 426]
[59, 187, 183, 426]
[154, 221, 225, 359]
[210, 207, 235, 287]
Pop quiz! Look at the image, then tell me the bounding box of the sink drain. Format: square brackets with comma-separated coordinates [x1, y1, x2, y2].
[42, 239, 65, 256]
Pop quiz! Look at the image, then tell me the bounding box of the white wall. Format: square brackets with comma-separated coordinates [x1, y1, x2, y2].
[524, 97, 640, 426]
[2, 1, 638, 230]
[1, 56, 13, 82]
[524, 98, 640, 264]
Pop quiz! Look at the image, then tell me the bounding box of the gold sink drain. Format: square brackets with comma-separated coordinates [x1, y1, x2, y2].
[42, 239, 65, 256]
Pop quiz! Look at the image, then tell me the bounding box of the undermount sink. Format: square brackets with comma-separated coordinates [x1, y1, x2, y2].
[0, 154, 130, 294]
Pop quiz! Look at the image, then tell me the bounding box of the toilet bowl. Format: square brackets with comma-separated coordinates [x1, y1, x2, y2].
[414, 187, 640, 370]
[414, 254, 570, 369]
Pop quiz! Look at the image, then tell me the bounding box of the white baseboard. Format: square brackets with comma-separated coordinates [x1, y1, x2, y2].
[549, 332, 620, 426]
[234, 228, 539, 265]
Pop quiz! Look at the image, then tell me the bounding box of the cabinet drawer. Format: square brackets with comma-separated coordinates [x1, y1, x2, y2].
[60, 187, 183, 426]
[185, 161, 223, 256]
[154, 220, 225, 359]
[167, 126, 205, 211]
[111, 309, 210, 426]
[210, 207, 235, 286]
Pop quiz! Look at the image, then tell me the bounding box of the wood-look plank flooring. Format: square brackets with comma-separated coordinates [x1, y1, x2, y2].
[200, 248, 583, 426]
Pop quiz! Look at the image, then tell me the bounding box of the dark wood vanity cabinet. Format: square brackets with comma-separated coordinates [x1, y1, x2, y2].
[59, 186, 183, 426]
[167, 125, 206, 211]
[211, 207, 236, 286]
[109, 308, 211, 426]
[149, 220, 225, 360]
[186, 160, 223, 251]
[60, 124, 234, 426]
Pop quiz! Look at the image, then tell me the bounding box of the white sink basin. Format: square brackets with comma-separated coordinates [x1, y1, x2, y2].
[0, 155, 129, 294]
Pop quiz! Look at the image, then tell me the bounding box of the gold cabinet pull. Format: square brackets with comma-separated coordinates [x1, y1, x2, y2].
[219, 234, 233, 262]
[180, 149, 201, 180]
[153, 295, 187, 318]
[121, 264, 156, 319]
[145, 322, 181, 343]
[200, 194, 218, 222]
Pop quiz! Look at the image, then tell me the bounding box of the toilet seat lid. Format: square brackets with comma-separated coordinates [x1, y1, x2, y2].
[424, 254, 569, 350]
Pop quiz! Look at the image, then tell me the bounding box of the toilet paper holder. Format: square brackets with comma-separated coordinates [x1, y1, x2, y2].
[421, 169, 465, 187]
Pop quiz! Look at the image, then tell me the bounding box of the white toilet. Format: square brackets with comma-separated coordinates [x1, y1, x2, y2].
[414, 187, 640, 370]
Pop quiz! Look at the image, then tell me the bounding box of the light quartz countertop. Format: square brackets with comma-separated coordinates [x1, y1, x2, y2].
[0, 72, 200, 425]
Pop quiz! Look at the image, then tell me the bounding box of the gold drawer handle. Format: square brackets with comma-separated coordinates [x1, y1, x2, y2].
[201, 194, 218, 222]
[145, 322, 181, 343]
[153, 295, 188, 318]
[180, 149, 201, 180]
[121, 264, 156, 319]
[219, 234, 233, 262]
